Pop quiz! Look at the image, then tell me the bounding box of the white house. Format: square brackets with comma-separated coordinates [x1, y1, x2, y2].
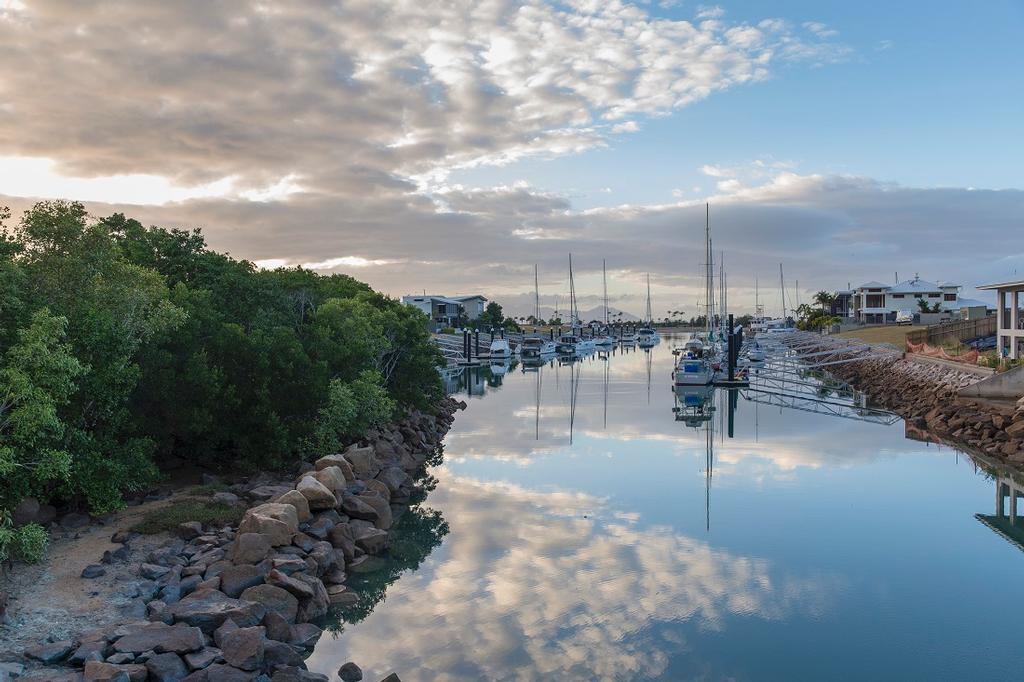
[401, 294, 488, 329]
[976, 279, 1024, 359]
[851, 276, 967, 324]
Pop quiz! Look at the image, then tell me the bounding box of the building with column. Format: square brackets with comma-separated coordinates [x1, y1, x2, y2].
[976, 280, 1024, 359]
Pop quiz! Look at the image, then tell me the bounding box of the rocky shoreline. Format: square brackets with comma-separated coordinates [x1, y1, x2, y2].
[2, 397, 466, 682]
[817, 351, 1024, 465]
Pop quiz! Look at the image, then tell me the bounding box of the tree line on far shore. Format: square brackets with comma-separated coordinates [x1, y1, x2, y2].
[0, 200, 442, 562]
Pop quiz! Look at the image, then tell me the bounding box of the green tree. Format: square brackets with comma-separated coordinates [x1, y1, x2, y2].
[478, 301, 504, 328]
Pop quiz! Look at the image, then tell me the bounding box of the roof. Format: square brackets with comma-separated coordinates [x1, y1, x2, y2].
[451, 295, 488, 302]
[855, 281, 889, 290]
[402, 295, 462, 305]
[977, 279, 1024, 291]
[951, 297, 994, 309]
[888, 278, 942, 294]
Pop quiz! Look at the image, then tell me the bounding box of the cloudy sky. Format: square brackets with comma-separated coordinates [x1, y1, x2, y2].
[0, 0, 1021, 317]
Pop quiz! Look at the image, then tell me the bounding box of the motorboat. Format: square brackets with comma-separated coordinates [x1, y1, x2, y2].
[520, 336, 557, 357]
[556, 332, 587, 354]
[673, 337, 715, 386]
[488, 337, 512, 358]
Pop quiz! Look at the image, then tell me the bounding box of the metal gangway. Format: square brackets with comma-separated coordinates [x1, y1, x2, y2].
[740, 331, 900, 425]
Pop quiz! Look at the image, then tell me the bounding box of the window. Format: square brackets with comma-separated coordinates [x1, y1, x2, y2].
[944, 294, 956, 301]
[892, 294, 904, 299]
[914, 294, 923, 298]
[866, 294, 884, 308]
[928, 293, 940, 298]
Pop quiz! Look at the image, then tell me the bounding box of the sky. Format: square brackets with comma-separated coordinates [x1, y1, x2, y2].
[0, 0, 1021, 318]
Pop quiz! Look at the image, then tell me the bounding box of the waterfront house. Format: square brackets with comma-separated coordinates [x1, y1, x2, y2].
[849, 276, 966, 324]
[976, 279, 1024, 359]
[402, 294, 488, 330]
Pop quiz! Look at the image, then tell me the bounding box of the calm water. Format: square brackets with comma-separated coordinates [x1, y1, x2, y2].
[307, 334, 1024, 681]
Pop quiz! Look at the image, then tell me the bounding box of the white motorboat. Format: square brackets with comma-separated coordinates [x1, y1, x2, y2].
[520, 336, 557, 357]
[488, 337, 512, 357]
[556, 332, 586, 354]
[673, 337, 715, 386]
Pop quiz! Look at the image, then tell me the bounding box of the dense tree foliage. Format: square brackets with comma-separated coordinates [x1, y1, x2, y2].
[0, 201, 443, 542]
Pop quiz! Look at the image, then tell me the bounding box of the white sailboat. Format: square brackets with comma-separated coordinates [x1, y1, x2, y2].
[594, 259, 615, 347]
[674, 204, 716, 385]
[521, 264, 557, 358]
[637, 273, 659, 346]
[556, 254, 595, 355]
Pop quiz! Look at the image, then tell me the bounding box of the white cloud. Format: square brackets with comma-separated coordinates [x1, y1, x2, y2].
[696, 5, 725, 20]
[611, 120, 640, 133]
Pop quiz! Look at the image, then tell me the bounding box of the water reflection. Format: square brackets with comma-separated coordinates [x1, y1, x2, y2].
[310, 334, 1024, 681]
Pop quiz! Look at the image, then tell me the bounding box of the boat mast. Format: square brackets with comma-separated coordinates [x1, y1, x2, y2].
[645, 273, 652, 325]
[568, 253, 577, 327]
[779, 263, 786, 321]
[603, 259, 609, 328]
[534, 263, 539, 323]
[705, 203, 712, 336]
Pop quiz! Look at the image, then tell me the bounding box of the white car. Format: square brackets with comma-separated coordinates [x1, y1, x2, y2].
[895, 311, 914, 326]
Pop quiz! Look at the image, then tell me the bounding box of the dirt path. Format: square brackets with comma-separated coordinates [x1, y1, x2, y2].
[0, 492, 191, 660]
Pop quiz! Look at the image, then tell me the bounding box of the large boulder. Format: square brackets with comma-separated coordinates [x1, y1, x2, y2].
[352, 526, 389, 555]
[238, 503, 298, 547]
[275, 490, 312, 523]
[167, 588, 266, 633]
[228, 533, 272, 565]
[314, 455, 354, 481]
[296, 476, 337, 511]
[327, 524, 356, 561]
[339, 495, 378, 522]
[357, 493, 392, 530]
[83, 661, 131, 682]
[240, 584, 299, 623]
[219, 626, 266, 671]
[376, 467, 409, 494]
[113, 622, 204, 654]
[313, 467, 346, 496]
[267, 569, 315, 600]
[343, 446, 381, 479]
[294, 574, 329, 622]
[219, 564, 266, 598]
[145, 652, 189, 682]
[24, 640, 75, 663]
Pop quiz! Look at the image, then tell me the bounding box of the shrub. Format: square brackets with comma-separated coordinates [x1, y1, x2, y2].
[0, 513, 48, 564]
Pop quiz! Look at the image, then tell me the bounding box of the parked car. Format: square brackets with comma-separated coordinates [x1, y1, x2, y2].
[895, 311, 914, 325]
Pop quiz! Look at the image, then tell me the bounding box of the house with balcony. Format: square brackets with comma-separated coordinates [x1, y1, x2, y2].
[850, 277, 966, 324]
[976, 279, 1024, 359]
[401, 294, 488, 330]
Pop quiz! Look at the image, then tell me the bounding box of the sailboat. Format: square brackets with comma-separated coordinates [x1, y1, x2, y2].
[521, 264, 557, 358]
[594, 259, 615, 347]
[637, 273, 659, 346]
[556, 254, 596, 355]
[673, 204, 715, 385]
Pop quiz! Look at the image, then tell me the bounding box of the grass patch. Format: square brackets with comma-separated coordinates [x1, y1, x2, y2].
[188, 481, 231, 495]
[132, 499, 243, 535]
[836, 325, 925, 347]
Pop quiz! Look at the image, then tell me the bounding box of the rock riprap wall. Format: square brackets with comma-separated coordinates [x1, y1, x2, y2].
[17, 397, 465, 682]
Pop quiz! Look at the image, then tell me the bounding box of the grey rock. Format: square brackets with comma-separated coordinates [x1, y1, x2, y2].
[82, 661, 130, 682]
[239, 584, 298, 623]
[247, 485, 293, 502]
[140, 563, 171, 580]
[166, 588, 266, 633]
[296, 476, 336, 511]
[219, 626, 265, 671]
[237, 504, 298, 547]
[61, 511, 91, 529]
[70, 639, 110, 665]
[339, 496, 378, 522]
[266, 569, 314, 600]
[212, 492, 242, 506]
[274, 491, 311, 523]
[228, 534, 272, 565]
[106, 653, 135, 664]
[11, 497, 40, 526]
[264, 639, 304, 669]
[25, 639, 75, 663]
[270, 668, 329, 682]
[82, 564, 107, 579]
[183, 647, 221, 671]
[352, 527, 388, 555]
[288, 622, 322, 649]
[145, 652, 189, 682]
[113, 622, 204, 655]
[186, 664, 254, 681]
[177, 522, 203, 541]
[357, 493, 391, 530]
[219, 564, 265, 599]
[342, 446, 381, 479]
[338, 662, 362, 682]
[262, 611, 292, 643]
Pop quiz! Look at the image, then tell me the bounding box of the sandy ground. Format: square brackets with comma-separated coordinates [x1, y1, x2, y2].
[0, 493, 190, 661]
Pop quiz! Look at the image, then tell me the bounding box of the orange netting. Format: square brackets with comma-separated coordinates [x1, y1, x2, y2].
[905, 340, 980, 365]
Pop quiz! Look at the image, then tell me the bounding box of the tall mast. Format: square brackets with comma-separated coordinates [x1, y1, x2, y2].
[755, 277, 760, 317]
[645, 273, 652, 325]
[534, 263, 539, 322]
[705, 203, 712, 335]
[603, 259, 609, 327]
[568, 253, 578, 327]
[774, 262, 782, 321]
